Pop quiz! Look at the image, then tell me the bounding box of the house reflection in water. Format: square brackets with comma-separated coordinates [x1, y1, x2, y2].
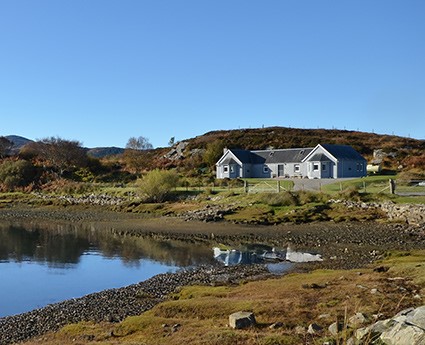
[213, 246, 322, 266]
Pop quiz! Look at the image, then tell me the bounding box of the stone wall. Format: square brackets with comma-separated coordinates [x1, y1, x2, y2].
[379, 202, 425, 225]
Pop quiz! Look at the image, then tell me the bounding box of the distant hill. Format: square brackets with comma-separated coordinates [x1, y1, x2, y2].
[3, 135, 125, 158]
[87, 147, 125, 158]
[5, 135, 33, 153]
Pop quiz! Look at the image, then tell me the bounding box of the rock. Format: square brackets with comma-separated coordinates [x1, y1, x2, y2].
[348, 312, 367, 328]
[307, 323, 323, 334]
[380, 322, 425, 345]
[294, 325, 306, 334]
[355, 305, 425, 345]
[229, 312, 256, 329]
[328, 321, 344, 336]
[269, 322, 283, 329]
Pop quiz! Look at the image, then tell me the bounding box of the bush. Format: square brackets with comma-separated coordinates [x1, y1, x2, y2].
[337, 186, 362, 201]
[41, 179, 95, 195]
[0, 159, 38, 191]
[297, 190, 328, 204]
[261, 191, 298, 206]
[139, 169, 179, 202]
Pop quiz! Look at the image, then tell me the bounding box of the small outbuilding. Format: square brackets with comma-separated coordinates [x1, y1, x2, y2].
[216, 144, 367, 179]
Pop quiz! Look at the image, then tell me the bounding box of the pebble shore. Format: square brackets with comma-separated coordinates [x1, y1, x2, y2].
[0, 264, 269, 344]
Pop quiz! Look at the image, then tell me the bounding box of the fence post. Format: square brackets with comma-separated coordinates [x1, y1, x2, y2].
[244, 180, 248, 193]
[277, 180, 280, 193]
[389, 179, 396, 194]
[363, 181, 366, 193]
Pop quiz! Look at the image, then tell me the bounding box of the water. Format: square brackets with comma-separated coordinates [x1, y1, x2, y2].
[0, 222, 215, 317]
[0, 222, 321, 318]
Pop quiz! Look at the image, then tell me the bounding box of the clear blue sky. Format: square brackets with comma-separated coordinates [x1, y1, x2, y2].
[1, 0, 424, 148]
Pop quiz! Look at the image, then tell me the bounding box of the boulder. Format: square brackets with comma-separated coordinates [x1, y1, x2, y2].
[348, 312, 367, 328]
[229, 311, 256, 329]
[328, 321, 344, 336]
[307, 323, 323, 334]
[355, 305, 425, 344]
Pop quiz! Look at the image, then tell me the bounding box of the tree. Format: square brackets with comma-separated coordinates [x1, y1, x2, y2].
[139, 169, 179, 202]
[34, 137, 89, 176]
[126, 136, 153, 150]
[124, 136, 154, 173]
[203, 140, 226, 168]
[0, 137, 13, 158]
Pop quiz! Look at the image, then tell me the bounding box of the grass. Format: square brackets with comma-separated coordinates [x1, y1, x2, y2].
[22, 251, 425, 345]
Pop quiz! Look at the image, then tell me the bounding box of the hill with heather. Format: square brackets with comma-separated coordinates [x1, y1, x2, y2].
[162, 127, 424, 174]
[186, 127, 424, 155]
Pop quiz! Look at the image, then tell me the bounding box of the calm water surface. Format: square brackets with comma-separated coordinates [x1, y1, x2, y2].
[0, 221, 315, 318]
[0, 222, 216, 317]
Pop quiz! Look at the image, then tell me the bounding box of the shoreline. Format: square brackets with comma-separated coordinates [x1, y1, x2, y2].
[0, 264, 270, 345]
[2, 205, 425, 343]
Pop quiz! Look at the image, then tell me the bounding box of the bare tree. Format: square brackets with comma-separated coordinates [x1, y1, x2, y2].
[126, 136, 153, 150]
[35, 137, 88, 176]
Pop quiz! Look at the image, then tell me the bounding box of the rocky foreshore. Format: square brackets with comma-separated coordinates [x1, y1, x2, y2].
[0, 264, 270, 345]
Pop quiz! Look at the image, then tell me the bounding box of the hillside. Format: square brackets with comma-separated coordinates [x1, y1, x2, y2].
[186, 127, 424, 155]
[160, 127, 424, 173]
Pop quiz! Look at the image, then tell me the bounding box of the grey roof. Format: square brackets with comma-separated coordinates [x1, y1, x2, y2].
[229, 150, 254, 163]
[252, 148, 313, 164]
[223, 145, 365, 165]
[228, 148, 313, 164]
[309, 153, 331, 162]
[321, 144, 366, 161]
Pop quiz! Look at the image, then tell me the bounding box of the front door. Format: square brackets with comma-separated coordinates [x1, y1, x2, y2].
[278, 164, 284, 177]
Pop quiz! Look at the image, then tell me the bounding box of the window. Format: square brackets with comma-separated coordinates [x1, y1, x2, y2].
[313, 163, 319, 171]
[322, 164, 326, 171]
[263, 165, 269, 173]
[356, 163, 363, 171]
[230, 165, 235, 173]
[223, 165, 228, 173]
[294, 164, 300, 172]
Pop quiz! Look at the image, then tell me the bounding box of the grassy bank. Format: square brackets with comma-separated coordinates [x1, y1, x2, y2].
[1, 175, 425, 225]
[21, 250, 425, 345]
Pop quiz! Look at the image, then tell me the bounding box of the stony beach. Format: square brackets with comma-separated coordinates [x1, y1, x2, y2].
[0, 264, 270, 344]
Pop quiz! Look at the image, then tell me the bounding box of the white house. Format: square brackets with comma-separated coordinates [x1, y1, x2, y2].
[216, 144, 367, 179]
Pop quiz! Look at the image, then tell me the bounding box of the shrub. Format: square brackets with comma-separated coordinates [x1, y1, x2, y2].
[139, 169, 179, 202]
[337, 186, 362, 201]
[261, 191, 299, 206]
[297, 190, 328, 204]
[0, 159, 38, 191]
[41, 179, 95, 195]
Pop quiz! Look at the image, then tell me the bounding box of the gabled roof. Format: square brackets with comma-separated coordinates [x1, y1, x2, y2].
[219, 148, 313, 165]
[321, 144, 366, 161]
[230, 150, 254, 164]
[217, 145, 365, 166]
[252, 148, 313, 164]
[308, 153, 332, 162]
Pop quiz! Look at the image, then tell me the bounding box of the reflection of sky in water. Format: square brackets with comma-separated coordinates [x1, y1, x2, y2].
[0, 249, 178, 318]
